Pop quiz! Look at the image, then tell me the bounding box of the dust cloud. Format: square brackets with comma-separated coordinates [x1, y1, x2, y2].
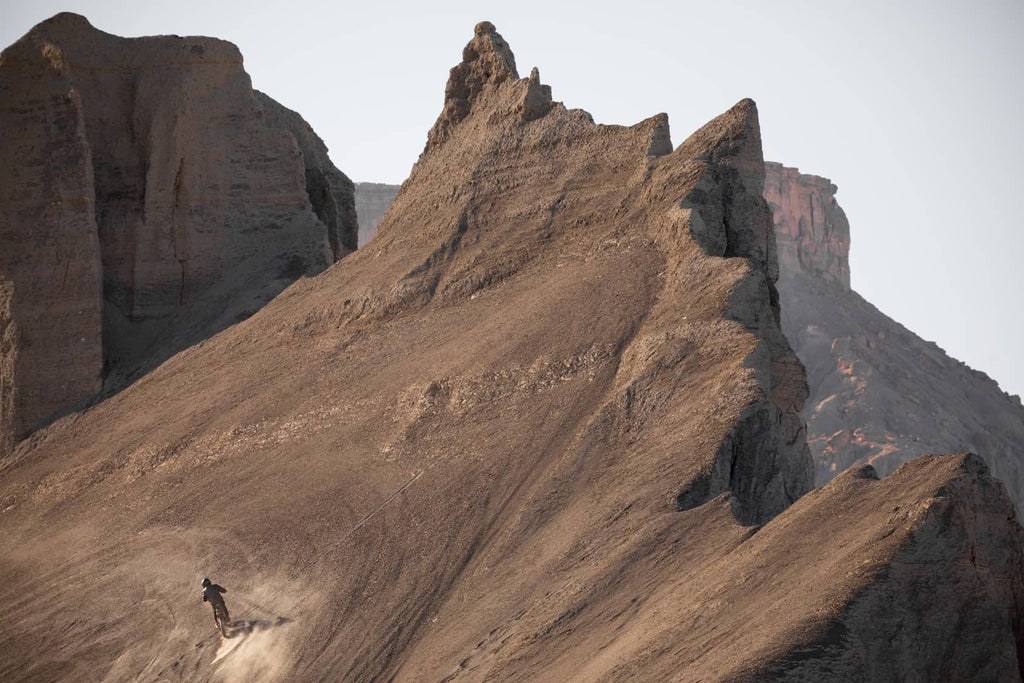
[210, 580, 303, 681]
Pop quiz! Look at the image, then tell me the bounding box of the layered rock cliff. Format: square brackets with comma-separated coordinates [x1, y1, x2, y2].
[767, 163, 1024, 509]
[0, 13, 357, 454]
[256, 91, 358, 260]
[0, 35, 103, 454]
[764, 161, 850, 288]
[0, 20, 1021, 682]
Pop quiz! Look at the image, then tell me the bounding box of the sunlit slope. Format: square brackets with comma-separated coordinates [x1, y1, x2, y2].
[1, 21, 1020, 682]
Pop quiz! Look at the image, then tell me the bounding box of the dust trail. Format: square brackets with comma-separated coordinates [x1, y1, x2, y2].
[338, 470, 422, 539]
[211, 582, 300, 682]
[213, 624, 293, 681]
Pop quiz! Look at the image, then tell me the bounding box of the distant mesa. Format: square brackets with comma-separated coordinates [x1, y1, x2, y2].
[766, 162, 1024, 510]
[355, 183, 400, 247]
[764, 162, 851, 288]
[0, 13, 357, 454]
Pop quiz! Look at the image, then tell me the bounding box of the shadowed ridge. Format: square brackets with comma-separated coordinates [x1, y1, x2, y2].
[644, 111, 673, 157]
[632, 98, 812, 523]
[671, 98, 778, 288]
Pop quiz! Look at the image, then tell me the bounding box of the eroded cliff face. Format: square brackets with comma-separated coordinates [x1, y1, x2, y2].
[256, 91, 358, 260]
[768, 163, 1024, 510]
[0, 13, 357, 453]
[0, 33, 103, 453]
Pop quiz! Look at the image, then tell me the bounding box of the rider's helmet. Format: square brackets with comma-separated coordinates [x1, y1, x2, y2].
[202, 577, 211, 587]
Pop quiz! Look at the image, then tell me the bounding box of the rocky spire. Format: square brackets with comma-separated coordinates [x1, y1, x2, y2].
[519, 66, 553, 122]
[425, 21, 520, 151]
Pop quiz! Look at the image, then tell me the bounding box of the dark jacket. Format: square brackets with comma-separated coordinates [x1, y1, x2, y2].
[202, 584, 227, 605]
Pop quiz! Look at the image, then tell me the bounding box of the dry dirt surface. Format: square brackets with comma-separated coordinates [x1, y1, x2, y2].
[1, 21, 1022, 682]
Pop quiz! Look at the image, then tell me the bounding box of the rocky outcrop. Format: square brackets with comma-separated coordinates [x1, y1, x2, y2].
[768, 163, 1024, 510]
[764, 161, 850, 288]
[425, 21, 520, 152]
[354, 182, 399, 246]
[0, 13, 356, 453]
[0, 20, 1020, 682]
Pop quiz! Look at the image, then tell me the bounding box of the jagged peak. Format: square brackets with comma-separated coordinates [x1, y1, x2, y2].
[423, 21, 564, 152]
[29, 12, 95, 34]
[518, 65, 553, 123]
[669, 99, 773, 269]
[464, 21, 518, 81]
[645, 112, 672, 157]
[675, 98, 761, 170]
[424, 21, 521, 151]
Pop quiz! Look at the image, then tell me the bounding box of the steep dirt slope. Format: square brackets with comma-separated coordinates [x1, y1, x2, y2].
[766, 163, 1024, 508]
[0, 22, 1021, 682]
[357, 165, 1024, 514]
[0, 14, 357, 454]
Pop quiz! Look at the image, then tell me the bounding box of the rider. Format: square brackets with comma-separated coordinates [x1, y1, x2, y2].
[201, 577, 230, 628]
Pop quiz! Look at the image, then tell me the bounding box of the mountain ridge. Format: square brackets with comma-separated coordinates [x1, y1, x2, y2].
[356, 163, 1024, 511]
[1, 17, 1021, 681]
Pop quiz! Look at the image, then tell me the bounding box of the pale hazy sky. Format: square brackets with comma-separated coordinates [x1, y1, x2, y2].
[3, 1, 1022, 399]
